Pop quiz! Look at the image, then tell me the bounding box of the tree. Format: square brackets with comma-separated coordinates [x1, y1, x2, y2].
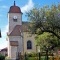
[35, 32, 60, 51]
[27, 4, 60, 39]
[0, 54, 5, 60]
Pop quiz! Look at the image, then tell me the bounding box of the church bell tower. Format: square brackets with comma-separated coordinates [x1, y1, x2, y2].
[7, 1, 23, 59]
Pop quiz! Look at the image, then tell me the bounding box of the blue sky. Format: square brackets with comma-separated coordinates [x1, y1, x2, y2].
[0, 0, 60, 49]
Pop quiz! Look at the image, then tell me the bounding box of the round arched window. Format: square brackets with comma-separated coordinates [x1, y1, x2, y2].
[27, 40, 32, 49]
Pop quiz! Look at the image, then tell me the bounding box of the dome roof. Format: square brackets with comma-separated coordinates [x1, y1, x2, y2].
[9, 1, 21, 13]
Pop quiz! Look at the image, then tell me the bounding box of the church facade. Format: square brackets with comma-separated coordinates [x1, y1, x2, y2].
[7, 1, 36, 59]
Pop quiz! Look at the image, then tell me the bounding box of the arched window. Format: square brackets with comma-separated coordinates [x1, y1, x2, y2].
[27, 40, 32, 49]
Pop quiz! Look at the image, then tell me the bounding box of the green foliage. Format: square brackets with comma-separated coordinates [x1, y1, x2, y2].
[35, 32, 51, 45]
[27, 4, 60, 39]
[0, 54, 5, 60]
[35, 32, 60, 51]
[26, 4, 60, 51]
[28, 57, 37, 60]
[26, 52, 37, 57]
[5, 56, 10, 60]
[24, 53, 37, 60]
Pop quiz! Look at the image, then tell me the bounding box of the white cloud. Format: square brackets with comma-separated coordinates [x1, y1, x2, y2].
[0, 24, 8, 49]
[21, 0, 34, 13]
[2, 24, 8, 37]
[0, 38, 7, 49]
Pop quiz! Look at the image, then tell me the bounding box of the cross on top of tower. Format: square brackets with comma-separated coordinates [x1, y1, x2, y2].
[14, 1, 16, 6]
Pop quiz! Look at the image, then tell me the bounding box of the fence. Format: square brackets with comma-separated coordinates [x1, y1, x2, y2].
[24, 52, 60, 60]
[5, 52, 60, 60]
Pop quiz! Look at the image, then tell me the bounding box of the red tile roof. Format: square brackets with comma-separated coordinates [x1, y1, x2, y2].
[8, 25, 22, 36]
[1, 48, 7, 52]
[22, 22, 30, 32]
[7, 22, 30, 36]
[9, 1, 21, 13]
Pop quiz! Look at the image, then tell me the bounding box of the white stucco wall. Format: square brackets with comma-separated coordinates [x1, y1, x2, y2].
[7, 7, 23, 59]
[8, 13, 22, 33]
[10, 46, 17, 59]
[8, 36, 23, 59]
[23, 32, 36, 53]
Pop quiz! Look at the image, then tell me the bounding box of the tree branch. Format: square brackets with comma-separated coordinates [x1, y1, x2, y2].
[42, 30, 60, 39]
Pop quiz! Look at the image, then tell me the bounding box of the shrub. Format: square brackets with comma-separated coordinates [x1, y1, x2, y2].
[26, 52, 37, 57]
[0, 54, 5, 60]
[5, 56, 10, 60]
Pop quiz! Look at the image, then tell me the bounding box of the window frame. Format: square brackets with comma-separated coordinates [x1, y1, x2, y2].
[13, 18, 17, 22]
[27, 40, 32, 49]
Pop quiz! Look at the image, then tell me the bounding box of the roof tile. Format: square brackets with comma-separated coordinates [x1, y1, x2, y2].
[8, 25, 22, 36]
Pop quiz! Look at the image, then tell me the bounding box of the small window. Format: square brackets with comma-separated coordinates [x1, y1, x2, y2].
[13, 19, 17, 22]
[27, 40, 32, 49]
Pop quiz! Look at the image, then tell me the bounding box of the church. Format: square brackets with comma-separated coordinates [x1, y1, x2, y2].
[7, 1, 36, 59]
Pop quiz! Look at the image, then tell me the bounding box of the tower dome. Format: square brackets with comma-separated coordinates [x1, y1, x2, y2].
[9, 1, 21, 13]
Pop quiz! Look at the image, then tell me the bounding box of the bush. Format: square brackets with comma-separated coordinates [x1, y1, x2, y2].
[28, 57, 37, 60]
[26, 52, 37, 57]
[5, 56, 10, 60]
[0, 54, 5, 60]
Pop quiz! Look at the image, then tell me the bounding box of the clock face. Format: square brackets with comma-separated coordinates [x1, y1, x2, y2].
[13, 16, 17, 19]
